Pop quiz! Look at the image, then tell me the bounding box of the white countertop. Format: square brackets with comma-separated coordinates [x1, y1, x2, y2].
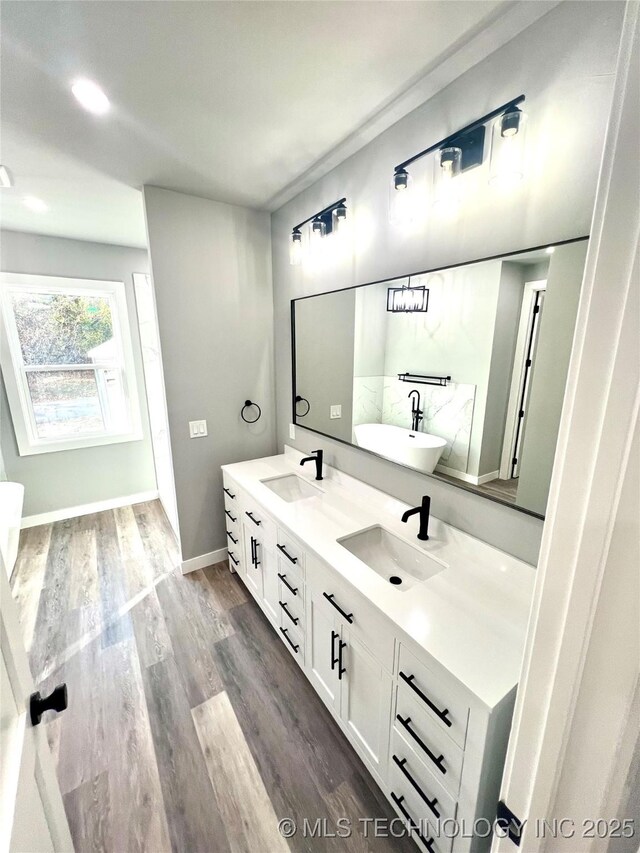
[222, 447, 536, 710]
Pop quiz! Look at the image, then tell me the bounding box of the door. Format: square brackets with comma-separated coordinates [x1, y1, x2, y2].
[306, 590, 341, 712]
[0, 559, 73, 853]
[340, 630, 393, 780]
[242, 523, 264, 599]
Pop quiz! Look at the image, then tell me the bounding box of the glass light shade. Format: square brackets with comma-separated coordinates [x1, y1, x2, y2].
[289, 231, 303, 265]
[433, 147, 462, 214]
[332, 204, 347, 233]
[489, 111, 527, 187]
[389, 170, 418, 227]
[311, 218, 326, 240]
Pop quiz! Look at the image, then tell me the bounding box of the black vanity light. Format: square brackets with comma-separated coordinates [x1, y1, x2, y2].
[289, 198, 347, 265]
[389, 95, 526, 223]
[387, 281, 429, 313]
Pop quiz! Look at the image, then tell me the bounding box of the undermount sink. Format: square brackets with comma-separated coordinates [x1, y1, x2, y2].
[338, 525, 447, 591]
[261, 473, 323, 502]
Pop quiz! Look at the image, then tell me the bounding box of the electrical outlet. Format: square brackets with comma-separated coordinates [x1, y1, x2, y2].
[330, 405, 342, 419]
[189, 419, 208, 438]
[289, 423, 296, 439]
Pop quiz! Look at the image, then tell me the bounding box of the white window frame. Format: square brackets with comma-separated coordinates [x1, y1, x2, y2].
[0, 272, 143, 456]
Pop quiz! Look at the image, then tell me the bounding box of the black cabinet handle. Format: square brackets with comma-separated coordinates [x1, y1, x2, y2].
[331, 630, 340, 670]
[400, 671, 451, 728]
[250, 536, 256, 566]
[253, 538, 261, 567]
[245, 511, 261, 526]
[276, 543, 298, 564]
[396, 715, 446, 775]
[323, 592, 354, 623]
[392, 755, 440, 818]
[30, 684, 68, 726]
[226, 530, 238, 544]
[229, 551, 240, 567]
[279, 600, 299, 625]
[338, 638, 347, 680]
[278, 572, 298, 595]
[280, 627, 299, 653]
[225, 509, 237, 523]
[390, 793, 436, 853]
[223, 487, 236, 499]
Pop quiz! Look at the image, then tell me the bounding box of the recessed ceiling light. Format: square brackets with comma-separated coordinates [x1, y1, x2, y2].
[71, 78, 110, 115]
[23, 196, 48, 213]
[0, 165, 13, 188]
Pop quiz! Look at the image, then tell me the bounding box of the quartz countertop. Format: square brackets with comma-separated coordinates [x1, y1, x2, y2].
[222, 447, 536, 709]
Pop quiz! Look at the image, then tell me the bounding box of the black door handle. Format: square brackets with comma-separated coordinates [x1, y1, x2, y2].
[331, 630, 340, 670]
[30, 684, 68, 726]
[323, 592, 354, 623]
[276, 543, 298, 564]
[246, 511, 261, 526]
[278, 572, 298, 595]
[254, 539, 261, 567]
[338, 639, 347, 680]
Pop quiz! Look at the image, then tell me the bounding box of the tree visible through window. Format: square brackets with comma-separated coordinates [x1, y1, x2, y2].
[1, 275, 142, 455]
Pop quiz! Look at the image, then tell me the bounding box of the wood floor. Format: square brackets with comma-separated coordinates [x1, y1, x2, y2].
[11, 500, 415, 853]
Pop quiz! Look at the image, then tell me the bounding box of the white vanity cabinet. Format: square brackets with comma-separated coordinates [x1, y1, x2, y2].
[221, 455, 533, 853]
[222, 475, 244, 575]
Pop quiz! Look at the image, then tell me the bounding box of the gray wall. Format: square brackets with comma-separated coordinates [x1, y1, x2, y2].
[143, 186, 275, 563]
[0, 230, 156, 517]
[272, 2, 623, 565]
[517, 240, 589, 514]
[295, 289, 355, 442]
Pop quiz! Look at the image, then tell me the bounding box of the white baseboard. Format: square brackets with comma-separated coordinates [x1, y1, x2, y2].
[435, 465, 500, 486]
[21, 490, 159, 529]
[181, 547, 228, 574]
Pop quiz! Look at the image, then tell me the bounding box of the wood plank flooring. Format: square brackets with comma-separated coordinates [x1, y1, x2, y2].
[11, 500, 416, 853]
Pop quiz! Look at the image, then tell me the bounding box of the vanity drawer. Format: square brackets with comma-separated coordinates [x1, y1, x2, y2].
[225, 525, 241, 549]
[222, 475, 239, 503]
[309, 555, 395, 673]
[389, 771, 452, 853]
[224, 501, 240, 526]
[277, 563, 304, 603]
[398, 645, 469, 749]
[243, 501, 276, 548]
[395, 686, 464, 798]
[227, 546, 243, 573]
[278, 579, 304, 631]
[279, 622, 304, 663]
[276, 527, 306, 576]
[390, 727, 457, 825]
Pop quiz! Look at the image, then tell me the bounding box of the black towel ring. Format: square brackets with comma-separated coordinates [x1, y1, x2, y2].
[295, 395, 311, 417]
[241, 400, 262, 424]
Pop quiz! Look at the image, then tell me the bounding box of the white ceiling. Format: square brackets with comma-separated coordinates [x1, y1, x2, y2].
[1, 0, 549, 248]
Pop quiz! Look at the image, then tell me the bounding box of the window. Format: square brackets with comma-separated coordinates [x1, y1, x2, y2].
[0, 273, 143, 455]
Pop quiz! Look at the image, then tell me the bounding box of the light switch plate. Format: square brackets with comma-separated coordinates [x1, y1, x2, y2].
[189, 419, 208, 438]
[330, 405, 342, 419]
[289, 423, 296, 439]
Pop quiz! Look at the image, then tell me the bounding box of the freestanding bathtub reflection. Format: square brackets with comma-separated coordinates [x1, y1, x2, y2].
[353, 423, 447, 474]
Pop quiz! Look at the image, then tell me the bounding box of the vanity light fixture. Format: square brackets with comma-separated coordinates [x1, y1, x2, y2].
[489, 103, 528, 187]
[386, 282, 429, 313]
[0, 165, 13, 188]
[289, 198, 347, 265]
[389, 94, 525, 221]
[71, 78, 110, 115]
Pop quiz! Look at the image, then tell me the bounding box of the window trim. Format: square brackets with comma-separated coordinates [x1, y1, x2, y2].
[0, 272, 143, 456]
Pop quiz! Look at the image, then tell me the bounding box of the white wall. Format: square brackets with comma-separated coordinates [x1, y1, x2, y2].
[143, 186, 275, 563]
[0, 230, 156, 518]
[272, 2, 624, 564]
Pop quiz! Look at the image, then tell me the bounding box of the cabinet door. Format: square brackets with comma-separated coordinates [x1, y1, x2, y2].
[261, 546, 279, 627]
[242, 523, 263, 599]
[340, 630, 393, 782]
[306, 590, 341, 712]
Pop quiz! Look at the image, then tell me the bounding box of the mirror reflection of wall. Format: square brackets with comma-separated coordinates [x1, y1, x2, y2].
[293, 238, 588, 517]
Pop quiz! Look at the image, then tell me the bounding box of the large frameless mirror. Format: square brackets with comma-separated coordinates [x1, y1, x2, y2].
[292, 237, 588, 518]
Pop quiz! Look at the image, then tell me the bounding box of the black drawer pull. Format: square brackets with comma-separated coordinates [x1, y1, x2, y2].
[323, 592, 354, 623]
[400, 671, 452, 727]
[225, 509, 237, 523]
[226, 530, 238, 544]
[279, 600, 299, 625]
[280, 627, 299, 653]
[277, 543, 298, 564]
[245, 511, 261, 526]
[390, 793, 435, 853]
[223, 487, 236, 499]
[228, 551, 239, 567]
[278, 572, 298, 595]
[338, 638, 347, 680]
[396, 715, 446, 775]
[331, 630, 340, 670]
[30, 683, 68, 726]
[392, 755, 440, 818]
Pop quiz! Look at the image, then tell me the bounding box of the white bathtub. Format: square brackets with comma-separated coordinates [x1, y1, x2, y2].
[353, 423, 446, 474]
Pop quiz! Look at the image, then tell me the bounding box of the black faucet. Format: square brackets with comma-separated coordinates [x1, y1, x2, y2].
[401, 495, 431, 540]
[408, 389, 423, 433]
[300, 449, 323, 481]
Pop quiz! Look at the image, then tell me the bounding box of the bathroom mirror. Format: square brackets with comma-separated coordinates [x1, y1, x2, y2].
[292, 237, 588, 518]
